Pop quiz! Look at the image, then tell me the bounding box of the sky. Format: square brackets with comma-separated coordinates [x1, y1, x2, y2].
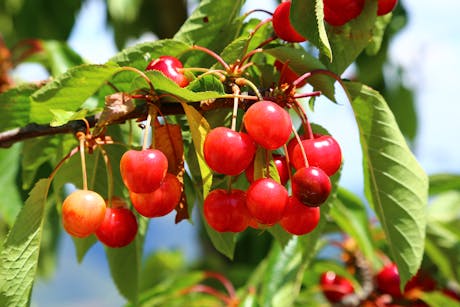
[26, 0, 460, 306]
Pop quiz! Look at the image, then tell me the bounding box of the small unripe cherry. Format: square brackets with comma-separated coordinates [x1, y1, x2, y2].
[245, 154, 289, 186]
[62, 190, 107, 238]
[203, 127, 256, 176]
[272, 1, 306, 42]
[146, 55, 189, 87]
[243, 101, 292, 150]
[291, 166, 331, 206]
[204, 189, 250, 233]
[320, 271, 355, 303]
[130, 173, 182, 218]
[246, 178, 289, 225]
[280, 196, 320, 235]
[120, 149, 168, 193]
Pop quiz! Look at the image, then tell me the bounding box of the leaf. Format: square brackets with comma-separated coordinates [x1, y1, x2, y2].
[427, 191, 460, 223]
[72, 235, 98, 263]
[49, 108, 88, 127]
[365, 14, 393, 56]
[420, 291, 460, 307]
[429, 174, 460, 196]
[0, 178, 52, 306]
[0, 144, 23, 226]
[346, 81, 428, 287]
[30, 64, 121, 124]
[0, 83, 37, 132]
[291, 0, 332, 60]
[38, 40, 85, 76]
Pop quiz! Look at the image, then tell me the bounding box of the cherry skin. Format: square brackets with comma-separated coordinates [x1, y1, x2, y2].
[246, 178, 289, 225]
[320, 271, 354, 303]
[291, 134, 342, 176]
[203, 127, 256, 176]
[145, 55, 189, 87]
[376, 263, 403, 298]
[95, 202, 138, 248]
[377, 0, 398, 16]
[274, 60, 307, 87]
[323, 0, 365, 27]
[130, 173, 182, 218]
[120, 149, 168, 193]
[243, 100, 292, 150]
[62, 190, 106, 238]
[280, 196, 320, 235]
[292, 166, 331, 206]
[272, 1, 306, 42]
[245, 154, 289, 186]
[203, 189, 250, 233]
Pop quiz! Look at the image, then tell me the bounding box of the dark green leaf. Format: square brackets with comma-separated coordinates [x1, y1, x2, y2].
[0, 144, 23, 226]
[429, 174, 460, 196]
[346, 81, 428, 287]
[0, 178, 52, 306]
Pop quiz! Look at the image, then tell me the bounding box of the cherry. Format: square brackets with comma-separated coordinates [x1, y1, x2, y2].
[130, 173, 182, 218]
[95, 200, 138, 248]
[323, 0, 365, 27]
[274, 60, 307, 87]
[320, 271, 355, 303]
[280, 196, 320, 235]
[291, 166, 331, 206]
[245, 154, 289, 186]
[120, 149, 168, 194]
[272, 1, 306, 42]
[243, 100, 292, 150]
[62, 189, 106, 238]
[246, 178, 289, 225]
[203, 127, 256, 176]
[145, 55, 189, 87]
[203, 189, 250, 232]
[376, 263, 403, 297]
[291, 134, 342, 176]
[377, 0, 398, 16]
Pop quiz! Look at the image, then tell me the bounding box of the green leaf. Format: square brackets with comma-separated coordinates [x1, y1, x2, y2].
[0, 83, 37, 132]
[365, 14, 393, 56]
[72, 235, 97, 263]
[49, 109, 88, 127]
[0, 178, 52, 306]
[187, 75, 225, 94]
[420, 291, 460, 307]
[429, 174, 460, 196]
[30, 64, 121, 124]
[291, 0, 332, 60]
[427, 192, 460, 223]
[321, 1, 378, 74]
[31, 40, 85, 76]
[329, 188, 379, 268]
[346, 81, 428, 287]
[0, 144, 23, 226]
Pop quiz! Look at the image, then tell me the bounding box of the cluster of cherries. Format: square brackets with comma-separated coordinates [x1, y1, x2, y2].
[320, 262, 460, 305]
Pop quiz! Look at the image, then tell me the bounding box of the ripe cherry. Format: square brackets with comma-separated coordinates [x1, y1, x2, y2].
[272, 1, 306, 42]
[323, 0, 365, 27]
[377, 0, 398, 16]
[274, 60, 307, 87]
[203, 127, 256, 176]
[95, 199, 138, 248]
[62, 189, 106, 238]
[243, 100, 292, 150]
[280, 196, 320, 235]
[291, 134, 342, 176]
[120, 149, 168, 193]
[292, 166, 331, 206]
[320, 271, 354, 303]
[376, 263, 403, 297]
[245, 154, 289, 186]
[203, 189, 250, 232]
[246, 178, 289, 225]
[146, 55, 189, 87]
[130, 173, 182, 218]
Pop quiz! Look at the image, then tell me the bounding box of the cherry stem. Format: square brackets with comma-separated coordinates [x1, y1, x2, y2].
[231, 84, 240, 131]
[188, 45, 230, 71]
[181, 67, 227, 82]
[241, 17, 273, 58]
[78, 134, 88, 190]
[265, 149, 271, 179]
[116, 66, 155, 93]
[222, 93, 259, 101]
[292, 99, 314, 139]
[283, 144, 293, 182]
[293, 91, 322, 99]
[242, 9, 273, 18]
[291, 125, 309, 168]
[204, 271, 236, 298]
[98, 145, 114, 207]
[235, 78, 263, 101]
[293, 70, 352, 103]
[142, 105, 156, 150]
[239, 48, 264, 67]
[181, 285, 233, 305]
[48, 146, 79, 180]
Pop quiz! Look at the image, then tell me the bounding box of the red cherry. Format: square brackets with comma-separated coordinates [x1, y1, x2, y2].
[376, 263, 403, 298]
[245, 154, 289, 186]
[280, 196, 320, 235]
[442, 289, 460, 301]
[291, 167, 331, 206]
[243, 101, 292, 150]
[120, 149, 168, 193]
[130, 173, 182, 218]
[404, 270, 437, 294]
[323, 0, 365, 27]
[377, 0, 398, 16]
[246, 178, 289, 225]
[203, 127, 256, 176]
[203, 189, 250, 233]
[320, 271, 355, 303]
[145, 55, 189, 87]
[272, 2, 306, 42]
[274, 60, 307, 87]
[62, 190, 106, 238]
[96, 206, 138, 248]
[291, 134, 342, 176]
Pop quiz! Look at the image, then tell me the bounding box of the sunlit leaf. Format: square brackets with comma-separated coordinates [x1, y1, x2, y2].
[0, 83, 37, 132]
[0, 144, 23, 226]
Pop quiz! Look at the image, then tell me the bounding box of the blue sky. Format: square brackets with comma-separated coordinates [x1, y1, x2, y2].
[27, 0, 460, 306]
